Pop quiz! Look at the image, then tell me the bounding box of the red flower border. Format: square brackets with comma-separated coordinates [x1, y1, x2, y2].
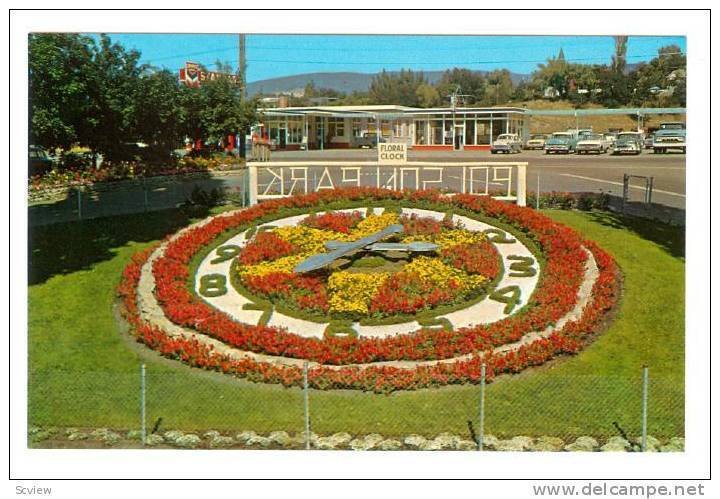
[117, 188, 619, 391]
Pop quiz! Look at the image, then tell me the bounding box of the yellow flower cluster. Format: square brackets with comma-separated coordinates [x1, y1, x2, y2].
[402, 228, 486, 250]
[273, 226, 351, 254]
[402, 256, 486, 292]
[350, 212, 400, 239]
[327, 271, 389, 314]
[239, 254, 306, 278]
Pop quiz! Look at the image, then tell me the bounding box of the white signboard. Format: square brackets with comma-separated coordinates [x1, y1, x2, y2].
[378, 143, 407, 164]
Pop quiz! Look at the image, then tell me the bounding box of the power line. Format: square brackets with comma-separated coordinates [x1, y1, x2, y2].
[236, 52, 685, 67]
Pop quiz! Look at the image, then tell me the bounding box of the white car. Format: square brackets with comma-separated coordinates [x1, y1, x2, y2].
[491, 134, 523, 154]
[576, 133, 610, 154]
[524, 134, 548, 150]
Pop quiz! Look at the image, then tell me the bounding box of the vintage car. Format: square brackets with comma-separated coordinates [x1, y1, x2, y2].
[652, 122, 686, 154]
[612, 132, 643, 155]
[490, 133, 523, 154]
[644, 134, 655, 149]
[604, 133, 618, 146]
[576, 133, 610, 154]
[544, 132, 577, 154]
[351, 133, 386, 149]
[29, 145, 54, 176]
[524, 134, 548, 150]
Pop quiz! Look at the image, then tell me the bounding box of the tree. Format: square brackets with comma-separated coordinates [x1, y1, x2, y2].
[132, 68, 185, 160]
[83, 34, 143, 161]
[612, 36, 629, 73]
[435, 68, 486, 105]
[415, 83, 440, 108]
[484, 69, 514, 105]
[629, 45, 686, 107]
[369, 69, 427, 106]
[29, 33, 95, 150]
[532, 49, 570, 99]
[179, 75, 257, 149]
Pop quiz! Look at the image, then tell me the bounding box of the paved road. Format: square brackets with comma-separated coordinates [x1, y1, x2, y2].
[29, 148, 685, 226]
[266, 149, 686, 210]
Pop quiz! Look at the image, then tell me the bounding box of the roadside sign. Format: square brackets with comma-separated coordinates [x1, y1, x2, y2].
[378, 143, 407, 164]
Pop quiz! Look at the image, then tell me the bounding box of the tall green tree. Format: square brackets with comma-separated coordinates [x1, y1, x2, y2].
[369, 69, 427, 106]
[29, 33, 95, 150]
[484, 69, 514, 105]
[435, 68, 487, 105]
[630, 45, 686, 107]
[132, 68, 185, 159]
[83, 34, 143, 161]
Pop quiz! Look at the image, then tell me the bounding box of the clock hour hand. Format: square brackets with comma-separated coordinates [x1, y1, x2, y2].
[293, 224, 404, 273]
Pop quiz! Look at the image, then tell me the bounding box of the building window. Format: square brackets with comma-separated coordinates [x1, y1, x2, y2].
[444, 120, 453, 145]
[328, 118, 345, 138]
[351, 119, 363, 137]
[415, 120, 428, 145]
[430, 120, 443, 145]
[465, 120, 475, 146]
[476, 120, 491, 145]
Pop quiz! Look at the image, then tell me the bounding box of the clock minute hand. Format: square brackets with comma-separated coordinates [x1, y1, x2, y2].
[293, 224, 404, 273]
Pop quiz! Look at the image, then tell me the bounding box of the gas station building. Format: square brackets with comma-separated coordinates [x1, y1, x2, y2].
[258, 105, 527, 151]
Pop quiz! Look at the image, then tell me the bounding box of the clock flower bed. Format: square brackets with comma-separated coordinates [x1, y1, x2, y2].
[235, 211, 495, 320]
[118, 187, 619, 392]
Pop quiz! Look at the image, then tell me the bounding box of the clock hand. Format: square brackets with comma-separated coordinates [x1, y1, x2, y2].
[294, 224, 404, 273]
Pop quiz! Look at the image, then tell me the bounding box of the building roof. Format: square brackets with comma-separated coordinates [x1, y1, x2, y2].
[260, 104, 687, 119]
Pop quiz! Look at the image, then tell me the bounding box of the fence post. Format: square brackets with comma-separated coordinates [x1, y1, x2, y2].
[77, 187, 83, 220]
[516, 163, 527, 207]
[536, 173, 540, 210]
[140, 363, 146, 446]
[303, 360, 310, 450]
[641, 365, 649, 452]
[478, 363, 486, 451]
[143, 177, 149, 212]
[247, 164, 258, 206]
[622, 174, 629, 214]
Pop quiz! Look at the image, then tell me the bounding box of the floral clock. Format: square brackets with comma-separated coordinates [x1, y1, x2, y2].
[119, 188, 619, 392]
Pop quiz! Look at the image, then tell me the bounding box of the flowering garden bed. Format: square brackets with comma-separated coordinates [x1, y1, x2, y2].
[118, 188, 619, 392]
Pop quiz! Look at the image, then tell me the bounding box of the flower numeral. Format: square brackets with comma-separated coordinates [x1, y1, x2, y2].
[484, 228, 516, 244]
[507, 255, 537, 278]
[199, 274, 227, 297]
[490, 285, 522, 314]
[210, 245, 241, 264]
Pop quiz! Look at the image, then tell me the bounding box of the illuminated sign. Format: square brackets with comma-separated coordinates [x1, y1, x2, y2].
[179, 62, 241, 88]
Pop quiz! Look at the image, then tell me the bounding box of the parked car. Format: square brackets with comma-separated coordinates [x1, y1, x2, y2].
[604, 133, 617, 146]
[490, 133, 523, 154]
[644, 134, 655, 149]
[351, 133, 386, 149]
[576, 133, 610, 154]
[524, 134, 548, 150]
[29, 145, 54, 176]
[612, 132, 643, 155]
[652, 122, 686, 154]
[544, 132, 577, 154]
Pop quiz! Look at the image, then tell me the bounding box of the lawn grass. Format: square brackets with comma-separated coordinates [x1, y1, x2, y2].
[27, 206, 685, 441]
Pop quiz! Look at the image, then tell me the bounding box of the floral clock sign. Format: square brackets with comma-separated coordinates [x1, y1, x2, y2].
[119, 188, 619, 392]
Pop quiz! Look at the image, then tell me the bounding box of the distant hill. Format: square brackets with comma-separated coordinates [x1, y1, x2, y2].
[247, 70, 530, 97]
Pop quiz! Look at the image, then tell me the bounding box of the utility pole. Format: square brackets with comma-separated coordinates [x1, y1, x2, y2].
[447, 85, 470, 150]
[238, 34, 247, 98]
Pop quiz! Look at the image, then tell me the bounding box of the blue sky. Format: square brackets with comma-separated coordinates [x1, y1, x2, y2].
[105, 34, 686, 82]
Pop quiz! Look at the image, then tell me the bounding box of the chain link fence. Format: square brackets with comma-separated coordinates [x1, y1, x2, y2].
[27, 364, 684, 450]
[28, 170, 250, 227]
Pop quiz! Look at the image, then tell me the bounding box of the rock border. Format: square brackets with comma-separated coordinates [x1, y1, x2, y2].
[28, 425, 684, 452]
